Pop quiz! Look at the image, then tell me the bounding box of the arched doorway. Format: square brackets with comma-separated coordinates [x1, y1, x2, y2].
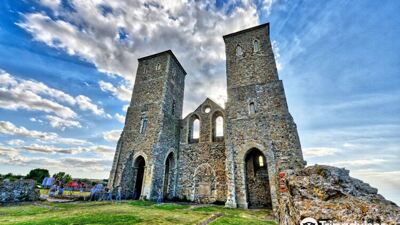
[193, 163, 216, 203]
[245, 148, 272, 208]
[163, 152, 175, 200]
[133, 156, 145, 200]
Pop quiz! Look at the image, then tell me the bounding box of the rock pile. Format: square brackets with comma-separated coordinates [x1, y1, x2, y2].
[285, 165, 400, 224]
[0, 179, 40, 203]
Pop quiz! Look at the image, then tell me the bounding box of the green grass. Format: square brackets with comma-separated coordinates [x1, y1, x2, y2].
[0, 201, 277, 225]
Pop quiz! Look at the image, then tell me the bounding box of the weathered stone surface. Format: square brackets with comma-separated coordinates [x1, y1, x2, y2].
[286, 165, 400, 224]
[176, 98, 227, 204]
[0, 179, 40, 203]
[108, 24, 305, 209]
[107, 23, 399, 225]
[223, 23, 305, 210]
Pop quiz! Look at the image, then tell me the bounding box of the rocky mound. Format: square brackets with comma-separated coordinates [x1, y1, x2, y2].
[286, 165, 400, 224]
[0, 179, 40, 204]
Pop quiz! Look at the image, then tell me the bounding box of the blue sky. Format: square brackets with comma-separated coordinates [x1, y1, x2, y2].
[0, 0, 399, 204]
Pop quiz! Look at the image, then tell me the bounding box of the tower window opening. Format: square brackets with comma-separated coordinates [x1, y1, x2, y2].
[249, 102, 256, 114]
[236, 45, 243, 56]
[258, 155, 264, 167]
[156, 63, 161, 71]
[212, 111, 224, 142]
[215, 116, 223, 137]
[192, 119, 200, 139]
[140, 115, 148, 134]
[253, 40, 260, 52]
[172, 100, 176, 115]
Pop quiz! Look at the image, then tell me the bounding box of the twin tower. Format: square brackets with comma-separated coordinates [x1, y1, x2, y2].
[108, 23, 305, 211]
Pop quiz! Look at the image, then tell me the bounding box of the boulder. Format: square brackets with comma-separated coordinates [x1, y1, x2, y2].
[0, 179, 40, 203]
[284, 165, 400, 224]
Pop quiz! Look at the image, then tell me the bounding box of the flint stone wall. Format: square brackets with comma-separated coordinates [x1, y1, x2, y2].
[0, 179, 40, 203]
[282, 165, 400, 224]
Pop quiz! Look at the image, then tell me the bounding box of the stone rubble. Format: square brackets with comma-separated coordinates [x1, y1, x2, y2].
[0, 179, 40, 203]
[284, 165, 400, 224]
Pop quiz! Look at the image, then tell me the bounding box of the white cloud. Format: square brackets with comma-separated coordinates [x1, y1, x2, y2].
[271, 40, 282, 71]
[0, 120, 58, 140]
[0, 120, 89, 145]
[39, 0, 61, 11]
[99, 80, 132, 102]
[103, 130, 121, 142]
[21, 143, 114, 155]
[328, 159, 389, 168]
[16, 1, 267, 113]
[6, 139, 25, 146]
[75, 95, 105, 116]
[114, 113, 125, 124]
[0, 70, 106, 118]
[46, 115, 82, 130]
[0, 145, 112, 173]
[303, 147, 341, 158]
[0, 71, 76, 119]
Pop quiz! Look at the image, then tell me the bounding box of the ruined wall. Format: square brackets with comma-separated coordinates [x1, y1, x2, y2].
[223, 24, 304, 210]
[176, 99, 227, 203]
[109, 24, 305, 212]
[108, 51, 186, 201]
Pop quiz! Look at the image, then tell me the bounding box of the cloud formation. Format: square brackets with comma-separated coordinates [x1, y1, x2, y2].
[0, 120, 89, 145]
[17, 0, 264, 114]
[103, 130, 121, 142]
[0, 70, 107, 121]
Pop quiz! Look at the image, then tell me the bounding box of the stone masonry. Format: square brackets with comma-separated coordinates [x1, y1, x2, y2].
[108, 23, 305, 212]
[108, 23, 400, 223]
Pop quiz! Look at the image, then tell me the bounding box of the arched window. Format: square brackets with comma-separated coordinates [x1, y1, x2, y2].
[258, 155, 264, 167]
[215, 116, 223, 137]
[253, 39, 260, 52]
[236, 45, 243, 56]
[249, 102, 256, 114]
[140, 114, 148, 134]
[212, 111, 224, 142]
[192, 119, 200, 139]
[156, 63, 161, 71]
[189, 114, 200, 143]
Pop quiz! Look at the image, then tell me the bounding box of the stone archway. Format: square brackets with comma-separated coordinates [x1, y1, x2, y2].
[133, 156, 145, 200]
[192, 163, 216, 203]
[244, 148, 272, 208]
[163, 152, 175, 200]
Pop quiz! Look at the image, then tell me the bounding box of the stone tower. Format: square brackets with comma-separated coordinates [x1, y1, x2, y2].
[223, 24, 304, 210]
[108, 50, 186, 200]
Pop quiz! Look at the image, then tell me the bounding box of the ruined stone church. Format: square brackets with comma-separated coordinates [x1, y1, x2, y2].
[108, 23, 306, 211]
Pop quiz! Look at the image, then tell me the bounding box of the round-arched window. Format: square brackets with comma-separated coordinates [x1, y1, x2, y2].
[236, 45, 243, 56]
[253, 40, 260, 52]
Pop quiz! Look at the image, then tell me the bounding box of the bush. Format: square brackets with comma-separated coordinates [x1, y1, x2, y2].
[25, 169, 50, 184]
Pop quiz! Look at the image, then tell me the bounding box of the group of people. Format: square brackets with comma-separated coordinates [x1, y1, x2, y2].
[89, 184, 122, 202]
[49, 183, 64, 197]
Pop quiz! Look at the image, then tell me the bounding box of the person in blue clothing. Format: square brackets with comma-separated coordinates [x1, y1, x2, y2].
[58, 184, 64, 196]
[105, 188, 112, 201]
[49, 184, 57, 197]
[115, 186, 122, 202]
[156, 188, 163, 205]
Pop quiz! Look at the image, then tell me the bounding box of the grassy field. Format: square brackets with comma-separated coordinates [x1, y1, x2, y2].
[0, 201, 277, 225]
